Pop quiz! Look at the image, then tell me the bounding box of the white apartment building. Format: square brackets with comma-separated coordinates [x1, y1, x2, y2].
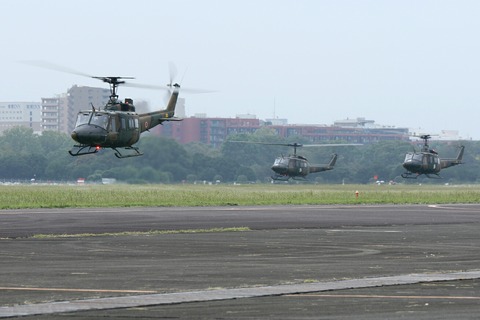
[0, 102, 42, 134]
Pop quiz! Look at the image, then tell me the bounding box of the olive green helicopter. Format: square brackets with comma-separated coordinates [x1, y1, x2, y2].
[401, 134, 464, 179]
[23, 61, 204, 158]
[268, 142, 363, 181]
[230, 141, 362, 181]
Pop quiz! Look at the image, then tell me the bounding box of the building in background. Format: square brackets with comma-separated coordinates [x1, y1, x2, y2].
[157, 114, 409, 147]
[0, 102, 42, 134]
[0, 90, 452, 146]
[158, 114, 261, 148]
[41, 94, 68, 133]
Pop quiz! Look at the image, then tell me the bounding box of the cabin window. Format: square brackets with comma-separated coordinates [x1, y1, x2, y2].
[121, 118, 126, 130]
[109, 116, 116, 132]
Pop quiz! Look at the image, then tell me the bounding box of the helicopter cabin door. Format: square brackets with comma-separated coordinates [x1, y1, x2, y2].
[106, 114, 119, 145]
[289, 158, 304, 175]
[423, 153, 438, 171]
[117, 114, 140, 146]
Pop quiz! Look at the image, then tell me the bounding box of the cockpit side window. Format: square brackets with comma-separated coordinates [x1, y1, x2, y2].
[89, 113, 109, 129]
[75, 113, 91, 127]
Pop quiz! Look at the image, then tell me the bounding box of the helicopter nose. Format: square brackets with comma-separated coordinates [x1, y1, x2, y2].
[71, 125, 107, 145]
[271, 164, 286, 175]
[403, 161, 421, 173]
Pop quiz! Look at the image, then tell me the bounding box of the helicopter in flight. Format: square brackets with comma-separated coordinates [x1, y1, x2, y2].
[231, 141, 361, 181]
[23, 61, 203, 158]
[270, 143, 338, 181]
[401, 134, 464, 179]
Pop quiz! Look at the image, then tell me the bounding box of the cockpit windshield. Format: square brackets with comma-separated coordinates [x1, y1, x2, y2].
[273, 157, 289, 166]
[75, 112, 109, 130]
[404, 153, 423, 162]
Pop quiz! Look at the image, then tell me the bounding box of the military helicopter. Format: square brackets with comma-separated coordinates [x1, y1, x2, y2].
[401, 134, 464, 179]
[23, 61, 203, 158]
[231, 141, 361, 181]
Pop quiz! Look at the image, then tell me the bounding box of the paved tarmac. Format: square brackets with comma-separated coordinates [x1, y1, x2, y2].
[0, 204, 479, 319]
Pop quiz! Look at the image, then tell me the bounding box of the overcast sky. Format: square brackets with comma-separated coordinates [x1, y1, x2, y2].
[2, 0, 480, 139]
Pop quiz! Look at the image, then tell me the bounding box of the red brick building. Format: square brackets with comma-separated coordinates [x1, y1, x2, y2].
[155, 116, 409, 147]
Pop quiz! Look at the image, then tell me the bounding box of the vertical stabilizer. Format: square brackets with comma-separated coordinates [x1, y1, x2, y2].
[328, 153, 338, 167]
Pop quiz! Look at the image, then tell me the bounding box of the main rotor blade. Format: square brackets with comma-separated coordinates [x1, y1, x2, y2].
[123, 82, 214, 94]
[227, 141, 288, 146]
[19, 61, 135, 85]
[21, 60, 215, 94]
[228, 141, 362, 147]
[302, 143, 363, 147]
[19, 60, 94, 78]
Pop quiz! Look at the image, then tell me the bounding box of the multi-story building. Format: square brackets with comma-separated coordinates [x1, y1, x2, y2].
[41, 95, 68, 133]
[0, 102, 42, 134]
[268, 124, 408, 144]
[2, 85, 127, 136]
[156, 115, 409, 147]
[269, 117, 408, 144]
[159, 114, 261, 148]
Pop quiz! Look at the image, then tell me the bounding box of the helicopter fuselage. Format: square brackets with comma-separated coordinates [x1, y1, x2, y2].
[402, 145, 464, 178]
[271, 153, 337, 180]
[69, 89, 179, 158]
[271, 156, 310, 179]
[402, 152, 441, 175]
[71, 109, 141, 148]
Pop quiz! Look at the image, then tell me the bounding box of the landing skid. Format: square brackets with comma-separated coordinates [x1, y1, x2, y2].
[113, 147, 143, 159]
[401, 172, 442, 179]
[271, 175, 290, 181]
[271, 175, 309, 182]
[292, 177, 309, 182]
[69, 145, 99, 156]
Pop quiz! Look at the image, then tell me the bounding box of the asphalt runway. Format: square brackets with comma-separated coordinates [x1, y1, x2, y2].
[1, 204, 480, 319]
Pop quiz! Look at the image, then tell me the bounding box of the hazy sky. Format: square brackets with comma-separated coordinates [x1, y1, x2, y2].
[2, 0, 480, 139]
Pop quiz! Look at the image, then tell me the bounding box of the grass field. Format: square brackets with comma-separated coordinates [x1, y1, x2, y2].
[0, 183, 479, 209]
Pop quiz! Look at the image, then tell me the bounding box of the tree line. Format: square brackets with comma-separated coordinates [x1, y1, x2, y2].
[1, 126, 479, 184]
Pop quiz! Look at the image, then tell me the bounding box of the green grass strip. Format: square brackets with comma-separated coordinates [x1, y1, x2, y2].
[30, 227, 251, 239]
[1, 184, 480, 209]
